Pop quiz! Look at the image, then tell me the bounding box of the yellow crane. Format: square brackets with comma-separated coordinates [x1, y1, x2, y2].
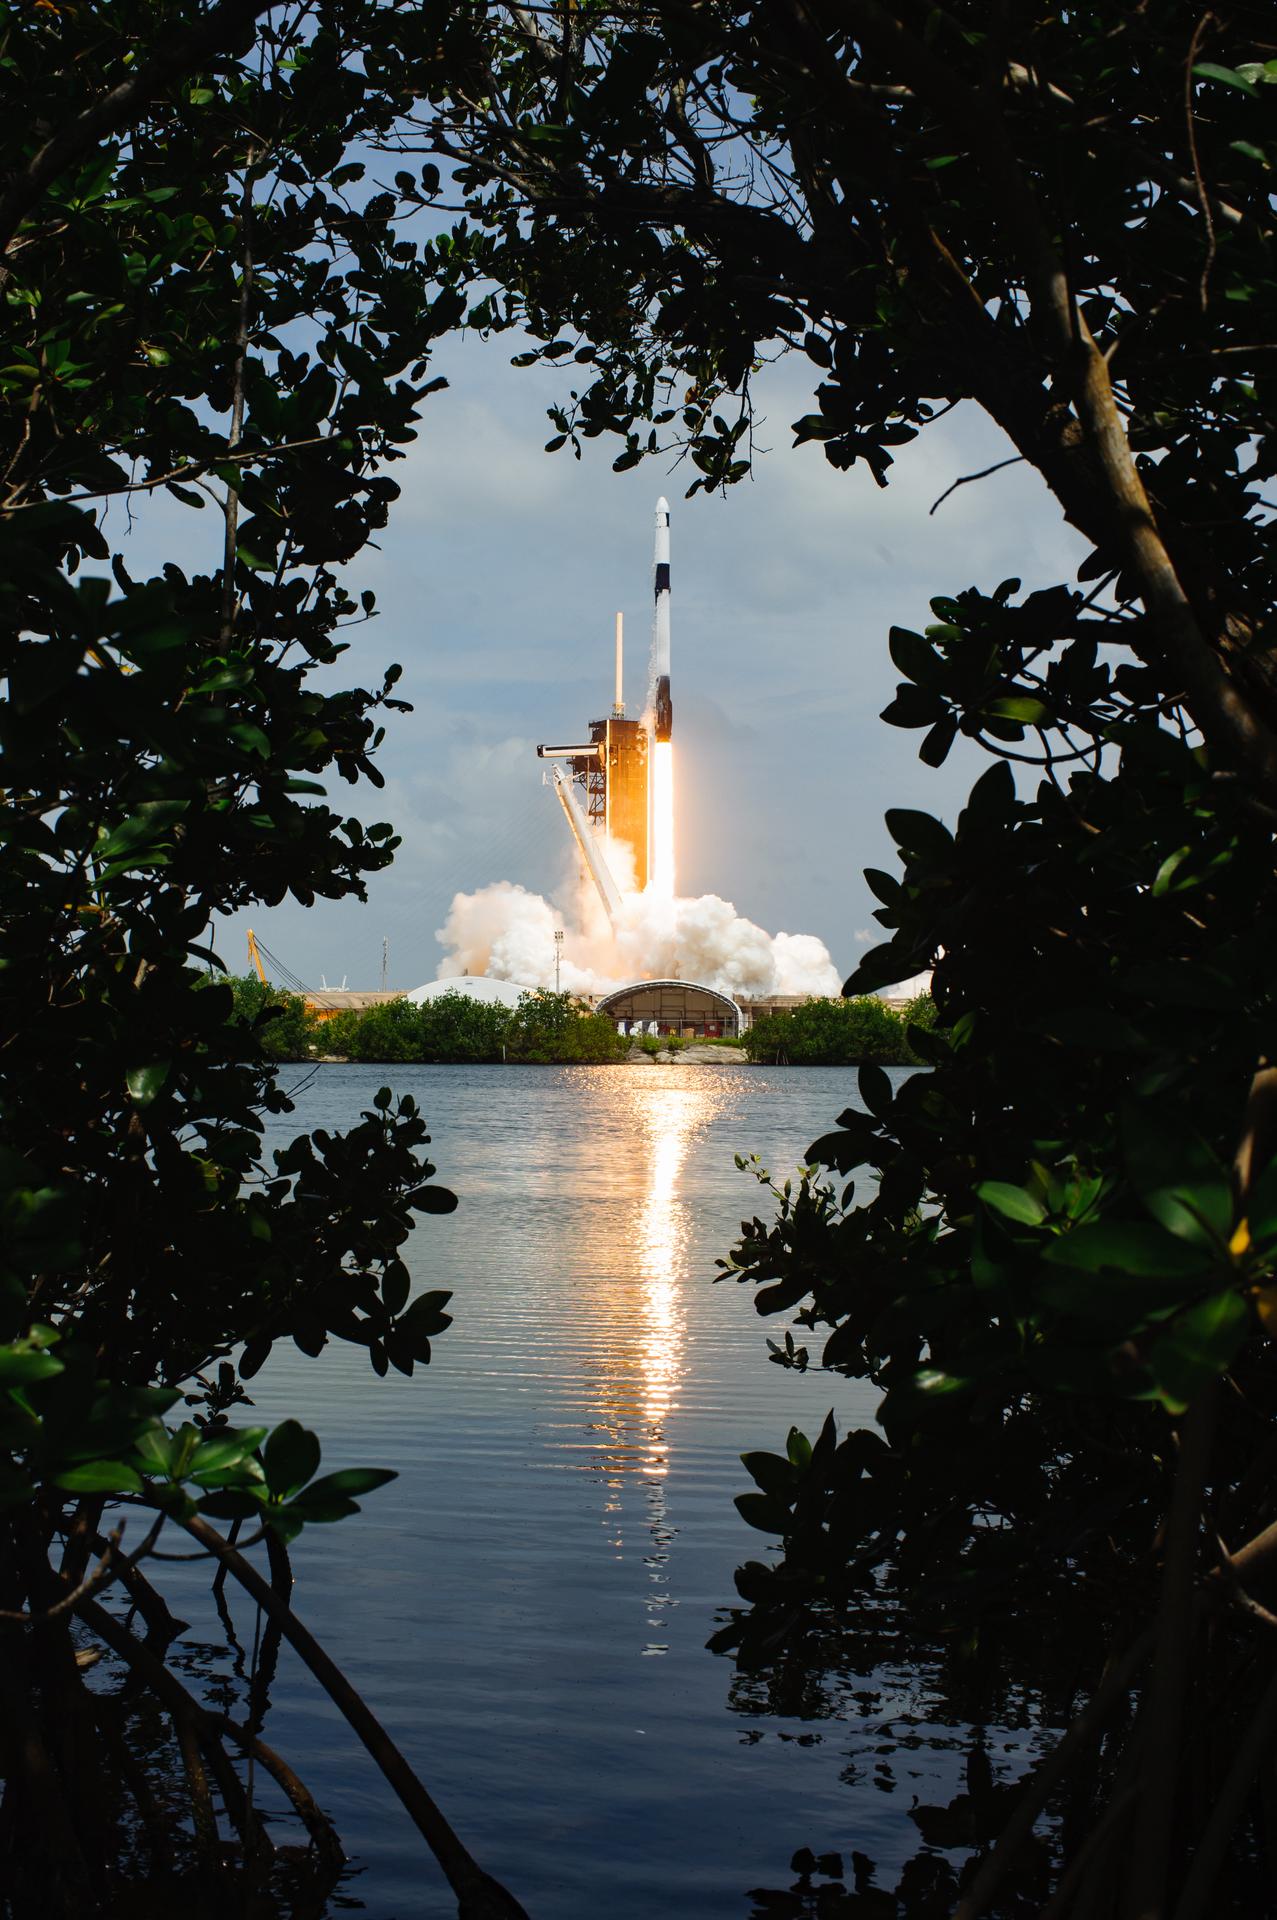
[246, 928, 268, 986]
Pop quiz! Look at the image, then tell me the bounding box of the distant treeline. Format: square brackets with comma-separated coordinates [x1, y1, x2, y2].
[740, 993, 937, 1065]
[227, 977, 628, 1063]
[228, 975, 938, 1067]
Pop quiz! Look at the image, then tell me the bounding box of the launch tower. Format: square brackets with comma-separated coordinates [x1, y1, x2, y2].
[537, 501, 674, 913]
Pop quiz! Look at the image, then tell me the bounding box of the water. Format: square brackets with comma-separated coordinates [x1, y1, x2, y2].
[146, 1062, 965, 1916]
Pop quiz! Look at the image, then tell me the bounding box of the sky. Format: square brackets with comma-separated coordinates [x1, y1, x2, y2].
[187, 330, 1087, 993]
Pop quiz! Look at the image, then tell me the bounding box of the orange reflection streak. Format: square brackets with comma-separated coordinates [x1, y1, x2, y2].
[631, 1085, 698, 1475]
[551, 1074, 731, 1652]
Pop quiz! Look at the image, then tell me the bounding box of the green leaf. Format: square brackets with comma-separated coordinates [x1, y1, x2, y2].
[884, 808, 953, 862]
[977, 1181, 1046, 1227]
[263, 1419, 320, 1497]
[887, 627, 941, 686]
[735, 1491, 790, 1533]
[229, 723, 271, 758]
[96, 802, 188, 862]
[406, 1183, 458, 1213]
[0, 1346, 64, 1384]
[1122, 1107, 1232, 1248]
[54, 1460, 143, 1494]
[741, 1450, 795, 1497]
[791, 413, 837, 445]
[880, 1369, 974, 1431]
[864, 868, 899, 906]
[189, 1427, 267, 1478]
[1153, 847, 1192, 895]
[881, 684, 944, 729]
[909, 1368, 969, 1400]
[1043, 1220, 1213, 1279]
[131, 1426, 177, 1475]
[919, 715, 958, 767]
[401, 1290, 453, 1334]
[302, 1467, 396, 1499]
[262, 1510, 307, 1545]
[285, 1490, 359, 1523]
[1148, 1290, 1248, 1411]
[126, 1060, 171, 1107]
[987, 694, 1050, 725]
[1193, 61, 1259, 96]
[382, 1265, 410, 1315]
[238, 1336, 273, 1379]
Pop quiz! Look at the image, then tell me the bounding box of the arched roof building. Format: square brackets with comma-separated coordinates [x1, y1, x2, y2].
[595, 979, 744, 1039]
[406, 975, 525, 1009]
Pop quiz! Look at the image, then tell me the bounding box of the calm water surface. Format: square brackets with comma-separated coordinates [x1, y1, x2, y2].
[152, 1062, 971, 1916]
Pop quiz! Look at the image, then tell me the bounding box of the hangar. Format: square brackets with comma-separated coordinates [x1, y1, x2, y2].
[595, 979, 743, 1040]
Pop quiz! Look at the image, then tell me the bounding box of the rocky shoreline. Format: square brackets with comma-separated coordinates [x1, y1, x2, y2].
[625, 1043, 749, 1064]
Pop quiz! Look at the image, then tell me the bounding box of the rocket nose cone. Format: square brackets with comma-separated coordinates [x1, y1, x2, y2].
[656, 496, 669, 515]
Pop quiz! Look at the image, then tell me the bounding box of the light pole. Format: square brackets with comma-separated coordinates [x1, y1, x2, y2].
[554, 929, 563, 994]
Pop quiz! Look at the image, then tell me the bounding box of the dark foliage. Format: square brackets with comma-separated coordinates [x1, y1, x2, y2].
[224, 972, 315, 1060]
[742, 995, 932, 1065]
[0, 6, 534, 1913]
[398, 3, 1277, 1911]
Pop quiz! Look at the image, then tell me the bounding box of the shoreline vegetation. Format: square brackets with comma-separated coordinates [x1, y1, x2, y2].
[227, 976, 937, 1068]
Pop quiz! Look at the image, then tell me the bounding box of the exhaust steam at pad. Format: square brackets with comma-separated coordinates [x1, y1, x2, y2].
[436, 499, 841, 1001]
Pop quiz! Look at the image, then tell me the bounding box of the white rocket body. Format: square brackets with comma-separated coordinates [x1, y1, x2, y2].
[652, 496, 672, 742]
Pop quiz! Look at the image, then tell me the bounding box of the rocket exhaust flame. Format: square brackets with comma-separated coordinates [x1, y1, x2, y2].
[651, 741, 675, 900]
[452, 495, 841, 998]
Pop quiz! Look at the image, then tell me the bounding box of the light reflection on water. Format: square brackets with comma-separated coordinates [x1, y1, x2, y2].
[157, 1063, 935, 1919]
[580, 1081, 711, 1475]
[545, 1076, 729, 1662]
[593, 1078, 723, 1654]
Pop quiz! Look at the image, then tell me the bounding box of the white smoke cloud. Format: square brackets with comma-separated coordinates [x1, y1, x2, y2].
[434, 861, 842, 1001]
[433, 882, 567, 990]
[772, 931, 845, 995]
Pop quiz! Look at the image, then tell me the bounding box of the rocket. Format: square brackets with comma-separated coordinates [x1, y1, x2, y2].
[652, 495, 673, 743]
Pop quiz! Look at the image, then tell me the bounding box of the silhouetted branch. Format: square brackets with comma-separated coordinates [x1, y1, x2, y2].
[928, 457, 1024, 514]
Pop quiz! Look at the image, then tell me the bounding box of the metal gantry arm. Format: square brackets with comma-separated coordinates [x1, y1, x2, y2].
[545, 764, 622, 927]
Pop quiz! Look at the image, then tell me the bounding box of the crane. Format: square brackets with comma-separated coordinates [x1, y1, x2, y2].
[246, 928, 268, 986]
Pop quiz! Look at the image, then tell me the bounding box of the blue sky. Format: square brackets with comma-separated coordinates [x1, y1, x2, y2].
[201, 331, 1085, 992]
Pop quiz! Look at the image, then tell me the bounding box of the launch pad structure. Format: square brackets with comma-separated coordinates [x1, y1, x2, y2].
[538, 501, 674, 915]
[538, 698, 649, 897]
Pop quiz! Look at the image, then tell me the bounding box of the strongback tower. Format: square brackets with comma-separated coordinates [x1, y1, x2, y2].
[536, 515, 663, 910]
